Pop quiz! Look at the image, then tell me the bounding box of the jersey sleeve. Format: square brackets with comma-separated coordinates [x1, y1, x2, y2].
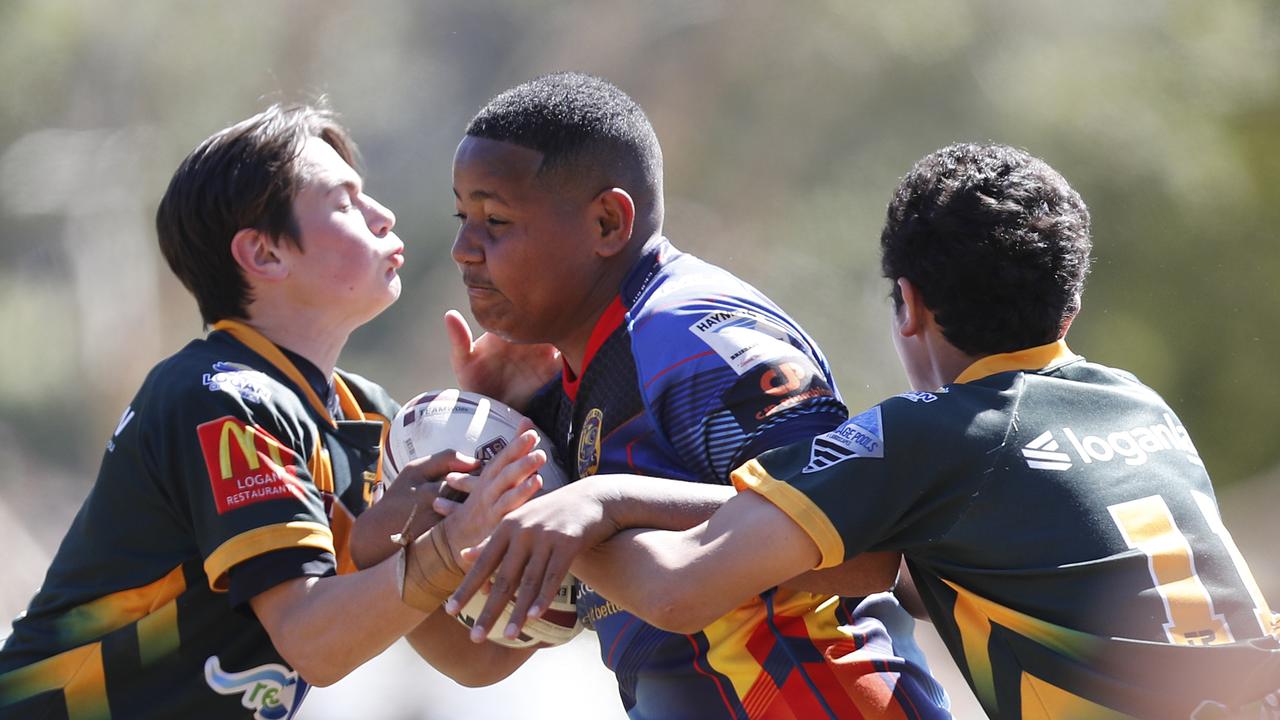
[731, 390, 997, 568]
[632, 292, 848, 484]
[148, 364, 335, 592]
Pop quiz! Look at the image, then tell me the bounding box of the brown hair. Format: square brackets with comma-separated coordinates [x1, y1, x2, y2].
[156, 103, 360, 325]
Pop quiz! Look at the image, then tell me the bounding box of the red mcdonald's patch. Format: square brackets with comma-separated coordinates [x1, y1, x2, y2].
[197, 416, 305, 514]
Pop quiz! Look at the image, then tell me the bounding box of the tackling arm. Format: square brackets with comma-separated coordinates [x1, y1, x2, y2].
[451, 484, 822, 640]
[572, 490, 822, 633]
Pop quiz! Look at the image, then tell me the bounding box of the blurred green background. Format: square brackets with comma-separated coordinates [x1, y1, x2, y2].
[2, 1, 1276, 718]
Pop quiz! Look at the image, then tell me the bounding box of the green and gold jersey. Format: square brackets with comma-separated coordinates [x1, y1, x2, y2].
[734, 340, 1280, 719]
[0, 321, 397, 720]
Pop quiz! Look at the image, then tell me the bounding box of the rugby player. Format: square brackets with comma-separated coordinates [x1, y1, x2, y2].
[353, 73, 950, 718]
[456, 142, 1280, 719]
[0, 103, 544, 719]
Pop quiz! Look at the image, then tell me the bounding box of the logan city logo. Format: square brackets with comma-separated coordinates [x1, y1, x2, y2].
[204, 656, 307, 720]
[197, 417, 305, 514]
[1022, 413, 1203, 471]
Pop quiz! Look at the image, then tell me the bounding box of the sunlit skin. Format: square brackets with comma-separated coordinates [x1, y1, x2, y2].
[234, 136, 405, 376]
[450, 136, 637, 374]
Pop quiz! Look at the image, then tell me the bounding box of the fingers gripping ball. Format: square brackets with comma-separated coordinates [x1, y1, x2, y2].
[457, 574, 584, 648]
[384, 388, 568, 492]
[384, 389, 581, 645]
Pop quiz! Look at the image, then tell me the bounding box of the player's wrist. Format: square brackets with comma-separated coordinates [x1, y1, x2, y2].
[578, 475, 626, 537]
[400, 524, 465, 613]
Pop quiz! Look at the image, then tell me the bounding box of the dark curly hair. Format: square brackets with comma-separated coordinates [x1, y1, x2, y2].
[466, 72, 663, 225]
[156, 103, 359, 325]
[880, 143, 1092, 356]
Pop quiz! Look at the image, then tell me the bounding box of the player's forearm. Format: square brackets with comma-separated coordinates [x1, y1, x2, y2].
[254, 556, 427, 686]
[581, 474, 736, 533]
[574, 528, 718, 632]
[575, 491, 823, 634]
[779, 551, 901, 597]
[403, 609, 536, 687]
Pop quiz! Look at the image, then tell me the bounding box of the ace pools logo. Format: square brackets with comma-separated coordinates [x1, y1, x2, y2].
[204, 656, 308, 720]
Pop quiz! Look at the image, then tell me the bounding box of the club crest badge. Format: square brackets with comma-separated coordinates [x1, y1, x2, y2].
[577, 408, 604, 478]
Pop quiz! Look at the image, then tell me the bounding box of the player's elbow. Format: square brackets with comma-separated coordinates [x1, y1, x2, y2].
[288, 657, 347, 688]
[439, 663, 512, 688]
[635, 586, 725, 635]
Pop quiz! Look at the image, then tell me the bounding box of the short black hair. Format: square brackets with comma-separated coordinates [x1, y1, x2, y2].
[156, 103, 359, 325]
[466, 72, 662, 211]
[880, 142, 1092, 356]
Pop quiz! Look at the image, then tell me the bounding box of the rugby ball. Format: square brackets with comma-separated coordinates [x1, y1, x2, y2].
[455, 572, 584, 649]
[384, 389, 581, 647]
[384, 388, 567, 490]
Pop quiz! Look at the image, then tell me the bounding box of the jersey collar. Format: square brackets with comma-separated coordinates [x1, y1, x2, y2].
[953, 339, 1080, 385]
[211, 319, 365, 427]
[620, 236, 674, 308]
[560, 237, 672, 402]
[561, 297, 627, 403]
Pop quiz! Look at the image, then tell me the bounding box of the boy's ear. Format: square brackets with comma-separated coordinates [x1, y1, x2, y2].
[593, 187, 636, 258]
[895, 277, 927, 338]
[229, 228, 288, 281]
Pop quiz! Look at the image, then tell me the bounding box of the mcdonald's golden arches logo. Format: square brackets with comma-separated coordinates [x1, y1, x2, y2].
[197, 416, 304, 514]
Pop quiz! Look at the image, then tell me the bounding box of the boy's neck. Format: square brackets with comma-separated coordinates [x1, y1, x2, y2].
[237, 306, 351, 379]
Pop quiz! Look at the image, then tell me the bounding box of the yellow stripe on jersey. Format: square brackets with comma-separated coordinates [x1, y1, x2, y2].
[1020, 672, 1135, 719]
[945, 578, 1108, 715]
[954, 339, 1079, 385]
[212, 320, 336, 427]
[732, 458, 844, 569]
[0, 642, 109, 720]
[136, 596, 181, 668]
[696, 588, 845, 709]
[332, 374, 365, 421]
[56, 565, 186, 648]
[951, 579, 998, 710]
[309, 444, 335, 496]
[364, 410, 392, 504]
[699, 595, 778, 705]
[204, 521, 335, 591]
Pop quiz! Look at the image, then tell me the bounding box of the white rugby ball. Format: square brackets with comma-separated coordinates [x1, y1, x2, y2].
[455, 572, 584, 649]
[384, 388, 567, 491]
[384, 388, 581, 647]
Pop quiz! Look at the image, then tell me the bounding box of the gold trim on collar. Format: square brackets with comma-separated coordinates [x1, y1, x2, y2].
[953, 339, 1079, 385]
[211, 320, 360, 428]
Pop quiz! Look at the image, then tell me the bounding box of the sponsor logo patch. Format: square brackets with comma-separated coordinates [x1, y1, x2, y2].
[689, 309, 803, 375]
[577, 408, 603, 478]
[896, 389, 946, 403]
[197, 416, 305, 514]
[204, 362, 274, 404]
[106, 405, 135, 453]
[1021, 413, 1203, 471]
[803, 406, 884, 473]
[204, 656, 307, 720]
[724, 360, 836, 431]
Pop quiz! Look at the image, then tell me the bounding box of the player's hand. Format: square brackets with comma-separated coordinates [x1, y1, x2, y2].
[349, 452, 479, 569]
[443, 479, 620, 643]
[431, 422, 547, 566]
[445, 309, 560, 412]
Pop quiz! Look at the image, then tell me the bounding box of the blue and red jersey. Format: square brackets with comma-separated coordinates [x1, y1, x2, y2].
[526, 238, 949, 719]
